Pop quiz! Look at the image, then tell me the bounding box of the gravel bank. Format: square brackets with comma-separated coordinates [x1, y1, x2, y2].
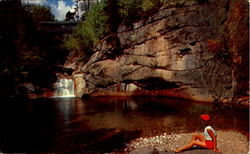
[125, 130, 249, 154]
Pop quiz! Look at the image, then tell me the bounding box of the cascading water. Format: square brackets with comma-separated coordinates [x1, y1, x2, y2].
[54, 78, 75, 97]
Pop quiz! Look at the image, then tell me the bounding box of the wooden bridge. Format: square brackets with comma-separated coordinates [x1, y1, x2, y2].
[38, 21, 79, 34]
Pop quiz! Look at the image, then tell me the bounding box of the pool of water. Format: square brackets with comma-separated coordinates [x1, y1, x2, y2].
[0, 97, 248, 152]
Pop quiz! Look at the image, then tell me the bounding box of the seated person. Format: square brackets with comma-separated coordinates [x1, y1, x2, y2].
[174, 114, 220, 153]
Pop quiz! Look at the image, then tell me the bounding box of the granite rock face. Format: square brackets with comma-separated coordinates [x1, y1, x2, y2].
[68, 0, 249, 102]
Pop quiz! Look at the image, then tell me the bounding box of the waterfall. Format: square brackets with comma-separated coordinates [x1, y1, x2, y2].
[54, 78, 75, 97]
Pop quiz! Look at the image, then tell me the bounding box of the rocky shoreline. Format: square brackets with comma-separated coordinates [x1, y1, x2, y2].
[125, 130, 249, 154]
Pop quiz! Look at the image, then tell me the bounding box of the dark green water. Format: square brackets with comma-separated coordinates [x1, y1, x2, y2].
[0, 97, 248, 153]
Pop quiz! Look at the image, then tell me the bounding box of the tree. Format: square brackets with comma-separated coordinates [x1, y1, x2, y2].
[106, 0, 121, 32]
[75, 0, 100, 19]
[63, 0, 110, 57]
[0, 0, 60, 97]
[65, 11, 76, 21]
[78, 0, 93, 13]
[23, 4, 54, 22]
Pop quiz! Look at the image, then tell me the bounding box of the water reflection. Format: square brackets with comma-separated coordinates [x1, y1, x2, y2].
[56, 98, 75, 123]
[0, 97, 248, 153]
[123, 99, 138, 111]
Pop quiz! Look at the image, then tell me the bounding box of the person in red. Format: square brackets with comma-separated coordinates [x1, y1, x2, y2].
[174, 114, 220, 153]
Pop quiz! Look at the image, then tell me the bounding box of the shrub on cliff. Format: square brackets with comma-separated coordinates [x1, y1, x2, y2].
[118, 0, 162, 24]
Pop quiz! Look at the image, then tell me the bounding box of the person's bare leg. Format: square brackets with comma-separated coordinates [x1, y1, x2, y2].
[174, 140, 207, 152]
[190, 133, 205, 142]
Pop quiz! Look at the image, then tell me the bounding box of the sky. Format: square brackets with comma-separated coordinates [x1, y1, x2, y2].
[22, 0, 76, 21]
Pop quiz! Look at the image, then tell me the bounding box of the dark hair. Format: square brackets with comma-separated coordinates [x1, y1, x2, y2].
[201, 119, 210, 127]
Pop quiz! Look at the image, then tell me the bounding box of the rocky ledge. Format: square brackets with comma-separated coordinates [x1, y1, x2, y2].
[125, 130, 248, 154]
[66, 0, 249, 103]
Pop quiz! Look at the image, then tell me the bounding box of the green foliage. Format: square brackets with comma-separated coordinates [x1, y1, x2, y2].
[118, 0, 140, 19]
[23, 4, 54, 22]
[141, 0, 155, 12]
[83, 1, 110, 45]
[118, 0, 162, 24]
[63, 0, 167, 60]
[63, 0, 110, 56]
[63, 35, 81, 52]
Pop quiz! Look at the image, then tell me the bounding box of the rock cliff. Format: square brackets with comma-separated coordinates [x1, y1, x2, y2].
[66, 0, 249, 103]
